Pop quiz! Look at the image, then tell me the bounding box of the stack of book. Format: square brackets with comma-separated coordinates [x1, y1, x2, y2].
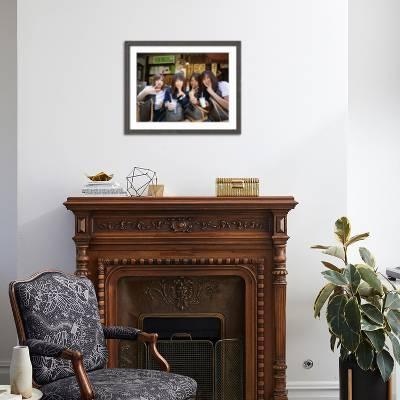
[81, 180, 128, 197]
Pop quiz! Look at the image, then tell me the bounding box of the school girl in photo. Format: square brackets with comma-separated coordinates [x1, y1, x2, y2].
[188, 72, 201, 105]
[185, 72, 209, 122]
[164, 73, 189, 122]
[136, 74, 167, 122]
[201, 70, 229, 121]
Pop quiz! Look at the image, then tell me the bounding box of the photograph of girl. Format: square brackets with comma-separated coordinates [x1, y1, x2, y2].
[125, 41, 240, 134]
[136, 53, 230, 123]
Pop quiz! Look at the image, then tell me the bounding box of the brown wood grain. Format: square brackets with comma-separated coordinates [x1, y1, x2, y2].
[64, 196, 297, 400]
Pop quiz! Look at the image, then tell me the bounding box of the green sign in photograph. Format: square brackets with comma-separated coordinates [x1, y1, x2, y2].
[150, 55, 175, 64]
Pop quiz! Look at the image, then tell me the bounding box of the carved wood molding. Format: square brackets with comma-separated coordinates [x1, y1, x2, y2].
[257, 261, 265, 400]
[98, 256, 262, 267]
[97, 257, 265, 400]
[94, 216, 272, 233]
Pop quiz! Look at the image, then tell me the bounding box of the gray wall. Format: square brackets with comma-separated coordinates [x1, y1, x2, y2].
[0, 0, 17, 384]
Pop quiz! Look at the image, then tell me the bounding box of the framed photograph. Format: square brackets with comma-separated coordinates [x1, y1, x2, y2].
[124, 41, 241, 134]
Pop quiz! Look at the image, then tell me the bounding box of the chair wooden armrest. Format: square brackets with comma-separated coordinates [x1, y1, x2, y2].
[102, 326, 170, 372]
[137, 332, 170, 372]
[25, 339, 94, 400]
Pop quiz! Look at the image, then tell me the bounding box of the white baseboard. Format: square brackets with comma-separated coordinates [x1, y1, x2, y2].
[288, 381, 339, 399]
[0, 361, 9, 384]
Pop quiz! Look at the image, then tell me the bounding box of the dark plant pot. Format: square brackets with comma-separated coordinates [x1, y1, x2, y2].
[339, 356, 389, 400]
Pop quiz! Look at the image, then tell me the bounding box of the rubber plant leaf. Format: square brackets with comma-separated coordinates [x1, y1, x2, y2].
[330, 334, 337, 352]
[388, 332, 400, 365]
[359, 247, 376, 270]
[344, 264, 361, 294]
[385, 291, 400, 310]
[355, 339, 374, 371]
[342, 320, 360, 352]
[376, 350, 394, 382]
[360, 304, 384, 325]
[327, 295, 347, 337]
[361, 317, 383, 332]
[386, 310, 400, 336]
[346, 232, 369, 247]
[314, 283, 335, 318]
[335, 217, 351, 245]
[321, 261, 342, 273]
[344, 297, 361, 333]
[365, 329, 385, 352]
[323, 246, 346, 262]
[322, 270, 348, 286]
[357, 265, 383, 296]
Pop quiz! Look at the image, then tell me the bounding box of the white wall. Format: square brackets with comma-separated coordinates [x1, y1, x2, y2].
[16, 0, 348, 397]
[0, 0, 17, 384]
[348, 0, 400, 269]
[348, 3, 400, 398]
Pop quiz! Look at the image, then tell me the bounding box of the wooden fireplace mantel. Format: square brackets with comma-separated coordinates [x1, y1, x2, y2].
[64, 196, 297, 400]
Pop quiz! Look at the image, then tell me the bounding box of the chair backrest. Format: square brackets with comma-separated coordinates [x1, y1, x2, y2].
[9, 271, 108, 386]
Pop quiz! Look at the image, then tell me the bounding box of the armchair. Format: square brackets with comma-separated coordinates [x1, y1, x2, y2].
[9, 271, 197, 400]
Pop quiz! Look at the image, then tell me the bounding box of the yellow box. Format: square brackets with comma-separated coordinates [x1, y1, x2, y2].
[216, 178, 259, 197]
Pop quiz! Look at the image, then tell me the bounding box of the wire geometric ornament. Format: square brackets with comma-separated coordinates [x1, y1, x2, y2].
[126, 166, 157, 197]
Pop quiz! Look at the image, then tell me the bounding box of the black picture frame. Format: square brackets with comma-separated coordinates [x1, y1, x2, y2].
[124, 41, 241, 135]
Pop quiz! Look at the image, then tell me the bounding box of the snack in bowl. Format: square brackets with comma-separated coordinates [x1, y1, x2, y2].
[86, 172, 113, 181]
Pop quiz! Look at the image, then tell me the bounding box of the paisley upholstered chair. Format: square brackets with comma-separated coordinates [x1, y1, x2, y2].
[9, 270, 197, 400]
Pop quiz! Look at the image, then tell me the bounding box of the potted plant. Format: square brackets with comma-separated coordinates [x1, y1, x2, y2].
[312, 217, 400, 400]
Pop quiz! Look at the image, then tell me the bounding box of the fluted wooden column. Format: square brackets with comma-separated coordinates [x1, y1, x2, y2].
[272, 212, 289, 400]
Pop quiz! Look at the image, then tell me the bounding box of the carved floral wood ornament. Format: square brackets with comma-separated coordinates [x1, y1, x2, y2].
[64, 196, 297, 400]
[94, 217, 270, 233]
[144, 277, 218, 311]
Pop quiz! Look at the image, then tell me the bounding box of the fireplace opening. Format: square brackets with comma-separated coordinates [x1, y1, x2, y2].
[140, 314, 243, 400]
[115, 275, 246, 400]
[141, 314, 224, 342]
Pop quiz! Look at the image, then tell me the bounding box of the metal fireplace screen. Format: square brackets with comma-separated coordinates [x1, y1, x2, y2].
[136, 314, 243, 400]
[143, 337, 243, 400]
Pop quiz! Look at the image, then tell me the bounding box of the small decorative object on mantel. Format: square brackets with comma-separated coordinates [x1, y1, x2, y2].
[82, 172, 128, 196]
[126, 166, 158, 197]
[216, 178, 259, 197]
[86, 171, 114, 181]
[148, 183, 164, 197]
[9, 346, 32, 399]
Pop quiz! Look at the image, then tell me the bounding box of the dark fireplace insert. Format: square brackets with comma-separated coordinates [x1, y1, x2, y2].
[141, 315, 243, 400]
[116, 275, 246, 400]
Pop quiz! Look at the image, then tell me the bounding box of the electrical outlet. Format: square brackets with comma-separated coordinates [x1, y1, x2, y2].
[303, 359, 314, 369]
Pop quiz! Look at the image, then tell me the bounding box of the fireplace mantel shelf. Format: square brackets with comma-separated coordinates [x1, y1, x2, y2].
[64, 195, 297, 400]
[65, 196, 298, 210]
